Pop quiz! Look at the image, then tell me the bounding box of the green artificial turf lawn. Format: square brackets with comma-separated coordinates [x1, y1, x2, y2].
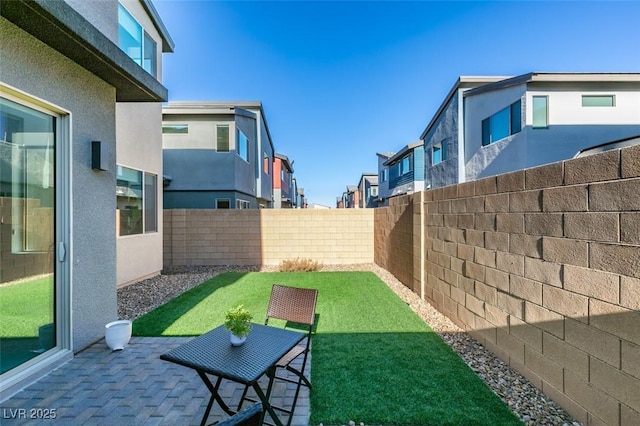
[0, 276, 54, 338]
[134, 272, 521, 425]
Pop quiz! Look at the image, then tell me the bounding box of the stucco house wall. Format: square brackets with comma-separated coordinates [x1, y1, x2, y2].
[1, 9, 116, 393]
[1, 0, 171, 399]
[464, 80, 640, 181]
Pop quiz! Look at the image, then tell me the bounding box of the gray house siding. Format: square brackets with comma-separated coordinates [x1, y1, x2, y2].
[162, 103, 273, 209]
[424, 93, 460, 189]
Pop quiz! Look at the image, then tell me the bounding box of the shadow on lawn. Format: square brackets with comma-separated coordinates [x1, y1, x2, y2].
[132, 272, 252, 337]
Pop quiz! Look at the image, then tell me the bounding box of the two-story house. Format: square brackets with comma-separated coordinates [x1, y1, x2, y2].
[273, 153, 295, 208]
[358, 173, 379, 208]
[423, 72, 640, 188]
[1, 0, 172, 398]
[162, 101, 275, 209]
[382, 141, 425, 199]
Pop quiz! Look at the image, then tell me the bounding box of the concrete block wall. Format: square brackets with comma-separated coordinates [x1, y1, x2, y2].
[419, 144, 640, 426]
[164, 208, 374, 266]
[374, 194, 422, 294]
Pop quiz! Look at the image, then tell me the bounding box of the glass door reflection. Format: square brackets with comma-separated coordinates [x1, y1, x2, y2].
[0, 97, 56, 374]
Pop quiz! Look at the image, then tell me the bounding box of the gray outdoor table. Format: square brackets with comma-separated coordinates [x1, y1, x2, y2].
[160, 323, 305, 426]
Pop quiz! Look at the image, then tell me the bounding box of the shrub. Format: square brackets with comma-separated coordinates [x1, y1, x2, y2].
[278, 258, 322, 272]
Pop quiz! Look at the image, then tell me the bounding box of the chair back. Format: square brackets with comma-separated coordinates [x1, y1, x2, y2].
[266, 285, 318, 327]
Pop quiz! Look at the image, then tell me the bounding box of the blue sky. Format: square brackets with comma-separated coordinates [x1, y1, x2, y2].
[153, 0, 640, 207]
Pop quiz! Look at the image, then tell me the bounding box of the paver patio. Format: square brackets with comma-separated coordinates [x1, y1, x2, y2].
[1, 337, 309, 425]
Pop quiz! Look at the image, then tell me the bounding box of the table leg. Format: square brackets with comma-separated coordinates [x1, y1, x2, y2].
[252, 366, 284, 426]
[197, 371, 236, 426]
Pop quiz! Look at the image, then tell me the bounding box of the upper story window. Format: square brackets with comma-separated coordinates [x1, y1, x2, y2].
[370, 187, 379, 197]
[582, 95, 615, 107]
[162, 124, 188, 134]
[380, 168, 388, 182]
[263, 153, 270, 175]
[216, 125, 229, 152]
[532, 96, 548, 128]
[400, 154, 413, 175]
[236, 199, 250, 209]
[432, 143, 446, 165]
[118, 3, 157, 77]
[481, 100, 522, 145]
[237, 129, 249, 162]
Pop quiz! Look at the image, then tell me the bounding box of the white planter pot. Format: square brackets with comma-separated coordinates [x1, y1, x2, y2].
[230, 333, 246, 346]
[105, 320, 132, 351]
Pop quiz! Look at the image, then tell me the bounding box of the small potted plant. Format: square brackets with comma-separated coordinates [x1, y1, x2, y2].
[224, 304, 254, 346]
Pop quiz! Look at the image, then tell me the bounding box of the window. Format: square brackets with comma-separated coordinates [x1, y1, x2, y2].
[482, 100, 522, 145]
[236, 199, 250, 209]
[532, 96, 548, 128]
[144, 174, 157, 232]
[118, 4, 156, 77]
[432, 143, 446, 165]
[263, 153, 270, 175]
[400, 154, 412, 175]
[216, 125, 229, 152]
[116, 166, 157, 236]
[380, 168, 388, 182]
[370, 187, 379, 197]
[582, 95, 615, 107]
[143, 33, 156, 77]
[162, 124, 188, 134]
[237, 129, 248, 161]
[216, 199, 230, 209]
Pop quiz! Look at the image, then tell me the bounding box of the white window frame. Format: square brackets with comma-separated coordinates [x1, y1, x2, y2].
[236, 199, 250, 209]
[582, 95, 615, 107]
[216, 124, 230, 152]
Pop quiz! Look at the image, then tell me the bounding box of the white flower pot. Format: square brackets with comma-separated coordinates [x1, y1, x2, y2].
[105, 320, 132, 351]
[230, 333, 246, 346]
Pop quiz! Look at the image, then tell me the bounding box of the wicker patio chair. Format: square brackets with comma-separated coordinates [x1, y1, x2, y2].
[214, 402, 263, 426]
[239, 284, 318, 426]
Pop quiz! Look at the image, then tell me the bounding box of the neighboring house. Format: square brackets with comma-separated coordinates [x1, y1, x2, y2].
[423, 72, 640, 188]
[358, 173, 379, 208]
[376, 152, 394, 206]
[383, 141, 425, 198]
[0, 0, 172, 399]
[345, 185, 360, 208]
[273, 153, 295, 208]
[162, 101, 275, 209]
[336, 196, 345, 208]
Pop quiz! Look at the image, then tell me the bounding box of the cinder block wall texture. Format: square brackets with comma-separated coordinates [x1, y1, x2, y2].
[164, 208, 374, 266]
[376, 144, 640, 426]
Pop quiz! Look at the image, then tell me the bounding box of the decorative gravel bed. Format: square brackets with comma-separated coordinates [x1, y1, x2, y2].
[118, 264, 582, 426]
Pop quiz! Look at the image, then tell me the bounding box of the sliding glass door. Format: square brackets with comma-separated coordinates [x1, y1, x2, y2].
[0, 96, 56, 374]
